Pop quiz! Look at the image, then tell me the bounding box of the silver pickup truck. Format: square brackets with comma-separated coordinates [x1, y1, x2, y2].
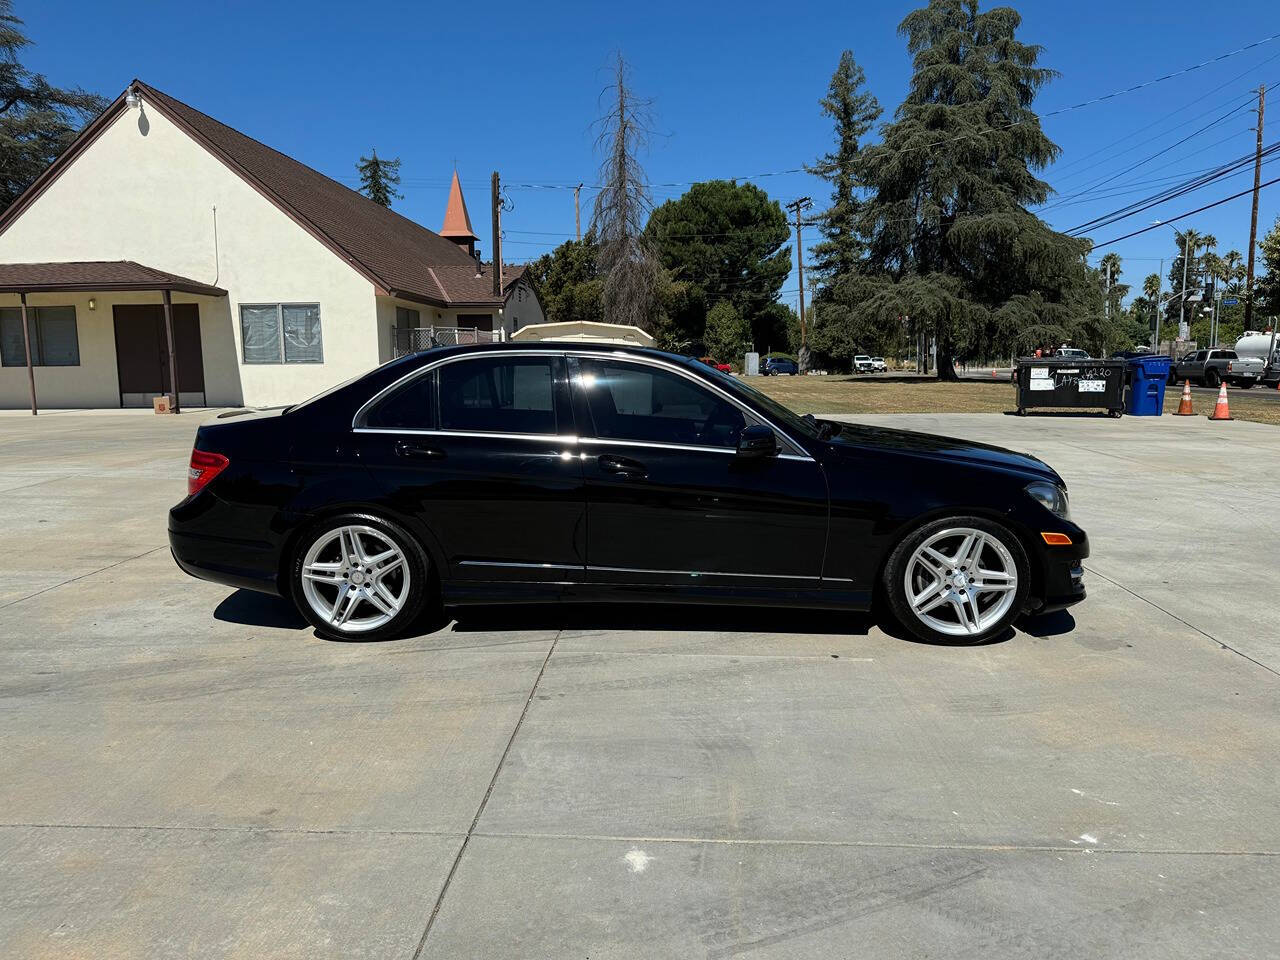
[1170, 349, 1266, 389]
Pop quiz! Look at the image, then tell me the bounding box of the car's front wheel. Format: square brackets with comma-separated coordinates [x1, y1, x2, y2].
[290, 513, 431, 641]
[883, 517, 1030, 644]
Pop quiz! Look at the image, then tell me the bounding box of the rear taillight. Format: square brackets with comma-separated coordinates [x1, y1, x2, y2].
[188, 450, 229, 496]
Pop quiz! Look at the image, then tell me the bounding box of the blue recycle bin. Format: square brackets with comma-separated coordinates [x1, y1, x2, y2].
[1125, 354, 1172, 416]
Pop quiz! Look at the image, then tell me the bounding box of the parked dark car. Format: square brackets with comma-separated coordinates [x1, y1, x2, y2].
[170, 343, 1087, 644]
[762, 356, 798, 376]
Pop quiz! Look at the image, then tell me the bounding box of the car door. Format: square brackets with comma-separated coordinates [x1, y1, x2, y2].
[570, 355, 828, 589]
[354, 352, 586, 582]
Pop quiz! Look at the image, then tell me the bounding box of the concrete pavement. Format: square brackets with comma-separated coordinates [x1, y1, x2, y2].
[1, 409, 1277, 958]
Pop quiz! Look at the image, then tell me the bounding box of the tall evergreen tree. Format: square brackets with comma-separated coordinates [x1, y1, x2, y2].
[645, 180, 790, 349]
[1256, 215, 1280, 320]
[853, 0, 1091, 379]
[0, 0, 106, 210]
[356, 149, 402, 207]
[525, 232, 603, 326]
[807, 51, 881, 283]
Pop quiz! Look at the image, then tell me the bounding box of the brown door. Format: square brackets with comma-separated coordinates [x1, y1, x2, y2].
[113, 304, 205, 404]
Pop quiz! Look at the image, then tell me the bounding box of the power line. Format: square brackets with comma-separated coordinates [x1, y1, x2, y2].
[1089, 174, 1280, 247]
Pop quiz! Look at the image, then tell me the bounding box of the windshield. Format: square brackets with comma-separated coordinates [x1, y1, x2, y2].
[696, 363, 822, 440]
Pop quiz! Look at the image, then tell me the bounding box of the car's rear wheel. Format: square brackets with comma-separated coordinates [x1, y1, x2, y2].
[883, 517, 1030, 645]
[1205, 369, 1220, 387]
[291, 513, 430, 641]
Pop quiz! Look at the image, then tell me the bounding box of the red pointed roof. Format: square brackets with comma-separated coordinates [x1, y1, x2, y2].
[440, 170, 479, 242]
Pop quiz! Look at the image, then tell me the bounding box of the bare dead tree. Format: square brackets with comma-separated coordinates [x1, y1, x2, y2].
[590, 54, 660, 330]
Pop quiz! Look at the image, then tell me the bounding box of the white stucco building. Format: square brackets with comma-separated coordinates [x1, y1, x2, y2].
[0, 79, 541, 410]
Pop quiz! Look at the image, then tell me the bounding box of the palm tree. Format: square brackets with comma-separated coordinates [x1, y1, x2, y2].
[1222, 250, 1245, 294]
[1143, 272, 1162, 300]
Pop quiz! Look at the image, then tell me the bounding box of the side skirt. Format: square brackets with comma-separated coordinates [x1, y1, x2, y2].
[441, 579, 871, 611]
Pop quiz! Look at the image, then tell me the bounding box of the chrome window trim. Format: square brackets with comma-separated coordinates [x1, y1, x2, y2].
[571, 353, 813, 460]
[354, 427, 580, 445]
[351, 348, 815, 461]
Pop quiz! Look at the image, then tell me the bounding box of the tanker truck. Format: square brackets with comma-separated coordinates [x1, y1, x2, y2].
[1234, 331, 1280, 387]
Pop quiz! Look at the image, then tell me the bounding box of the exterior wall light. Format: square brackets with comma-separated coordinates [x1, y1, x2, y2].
[88, 298, 96, 311]
[125, 88, 141, 109]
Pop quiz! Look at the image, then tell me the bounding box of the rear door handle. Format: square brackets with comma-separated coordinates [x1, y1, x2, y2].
[598, 454, 646, 478]
[395, 440, 446, 460]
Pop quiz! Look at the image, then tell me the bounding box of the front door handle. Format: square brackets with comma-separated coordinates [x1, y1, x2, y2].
[395, 440, 446, 460]
[598, 454, 646, 478]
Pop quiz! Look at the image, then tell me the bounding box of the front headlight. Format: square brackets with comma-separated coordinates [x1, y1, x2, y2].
[1025, 481, 1070, 520]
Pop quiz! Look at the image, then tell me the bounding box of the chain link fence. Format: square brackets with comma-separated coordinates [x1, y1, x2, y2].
[392, 326, 498, 358]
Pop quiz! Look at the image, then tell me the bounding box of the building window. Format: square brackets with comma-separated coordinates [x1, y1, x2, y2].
[239, 303, 323, 363]
[395, 306, 420, 327]
[0, 305, 80, 366]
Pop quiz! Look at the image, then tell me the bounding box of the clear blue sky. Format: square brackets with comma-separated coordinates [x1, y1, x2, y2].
[18, 0, 1280, 307]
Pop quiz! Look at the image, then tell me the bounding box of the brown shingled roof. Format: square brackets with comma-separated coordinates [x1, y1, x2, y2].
[0, 260, 226, 295]
[0, 80, 518, 309]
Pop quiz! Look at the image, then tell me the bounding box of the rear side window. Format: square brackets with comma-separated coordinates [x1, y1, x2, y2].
[439, 356, 558, 435]
[1218, 351, 1238, 360]
[365, 372, 436, 429]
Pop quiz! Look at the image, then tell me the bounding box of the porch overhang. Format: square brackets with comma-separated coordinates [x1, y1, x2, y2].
[0, 261, 226, 415]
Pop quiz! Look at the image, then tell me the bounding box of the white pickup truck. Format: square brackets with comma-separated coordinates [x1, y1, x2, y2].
[1170, 348, 1265, 388]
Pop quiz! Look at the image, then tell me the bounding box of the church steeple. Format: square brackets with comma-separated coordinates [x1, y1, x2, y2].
[440, 169, 479, 255]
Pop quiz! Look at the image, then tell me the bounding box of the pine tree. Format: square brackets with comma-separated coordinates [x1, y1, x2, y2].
[1253, 215, 1280, 320]
[356, 149, 402, 207]
[853, 0, 1091, 379]
[0, 0, 107, 209]
[807, 51, 881, 283]
[703, 300, 749, 366]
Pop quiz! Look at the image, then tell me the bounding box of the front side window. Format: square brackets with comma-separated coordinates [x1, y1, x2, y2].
[439, 356, 557, 434]
[578, 358, 748, 449]
[0, 305, 79, 366]
[240, 303, 322, 363]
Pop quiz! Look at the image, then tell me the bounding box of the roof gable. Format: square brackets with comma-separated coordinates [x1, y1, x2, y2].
[0, 80, 505, 308]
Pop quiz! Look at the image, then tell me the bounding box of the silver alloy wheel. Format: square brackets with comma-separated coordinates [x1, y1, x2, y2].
[299, 525, 412, 634]
[903, 527, 1018, 638]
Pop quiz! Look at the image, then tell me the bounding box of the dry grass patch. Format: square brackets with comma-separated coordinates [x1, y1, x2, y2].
[749, 374, 1280, 426]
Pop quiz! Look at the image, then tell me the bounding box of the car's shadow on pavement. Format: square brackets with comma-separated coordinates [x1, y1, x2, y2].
[211, 590, 1063, 647]
[214, 590, 309, 630]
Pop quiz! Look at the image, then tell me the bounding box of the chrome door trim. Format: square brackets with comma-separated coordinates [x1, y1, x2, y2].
[353, 427, 581, 445]
[458, 560, 585, 571]
[587, 564, 821, 581]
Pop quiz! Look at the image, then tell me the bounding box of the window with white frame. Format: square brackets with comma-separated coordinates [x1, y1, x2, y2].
[239, 303, 323, 363]
[0, 305, 80, 366]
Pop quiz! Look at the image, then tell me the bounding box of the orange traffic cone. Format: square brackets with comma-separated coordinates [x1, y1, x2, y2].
[1174, 379, 1194, 416]
[1207, 382, 1233, 421]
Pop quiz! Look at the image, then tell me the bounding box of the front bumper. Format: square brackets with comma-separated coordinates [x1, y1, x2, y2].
[1034, 530, 1089, 612]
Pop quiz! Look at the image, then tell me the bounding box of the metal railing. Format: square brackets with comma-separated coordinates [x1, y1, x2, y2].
[392, 325, 499, 358]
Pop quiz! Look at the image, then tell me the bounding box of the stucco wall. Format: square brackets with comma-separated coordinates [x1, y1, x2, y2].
[0, 99, 379, 407]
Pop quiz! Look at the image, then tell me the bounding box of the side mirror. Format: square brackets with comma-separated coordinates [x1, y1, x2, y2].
[736, 424, 778, 459]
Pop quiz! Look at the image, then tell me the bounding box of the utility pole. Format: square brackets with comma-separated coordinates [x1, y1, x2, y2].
[491, 171, 502, 298]
[1104, 259, 1112, 321]
[1178, 231, 1191, 341]
[785, 197, 812, 372]
[1152, 259, 1164, 351]
[574, 183, 583, 242]
[1245, 84, 1266, 330]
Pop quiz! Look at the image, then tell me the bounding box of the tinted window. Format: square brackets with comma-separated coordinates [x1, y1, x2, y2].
[439, 356, 557, 434]
[1218, 351, 1238, 359]
[579, 359, 747, 448]
[366, 372, 435, 429]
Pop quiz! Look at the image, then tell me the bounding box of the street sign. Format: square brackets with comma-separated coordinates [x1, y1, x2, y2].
[1223, 297, 1239, 306]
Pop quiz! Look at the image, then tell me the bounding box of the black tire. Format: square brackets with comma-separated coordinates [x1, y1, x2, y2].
[289, 512, 433, 641]
[1205, 369, 1220, 388]
[882, 516, 1031, 645]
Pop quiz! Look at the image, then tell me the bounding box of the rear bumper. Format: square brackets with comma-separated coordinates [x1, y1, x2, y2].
[169, 518, 282, 596]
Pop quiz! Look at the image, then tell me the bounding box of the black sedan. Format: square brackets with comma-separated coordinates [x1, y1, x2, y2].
[170, 343, 1087, 644]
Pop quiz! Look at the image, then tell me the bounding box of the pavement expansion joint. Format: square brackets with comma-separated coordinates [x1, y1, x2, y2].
[409, 628, 563, 960]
